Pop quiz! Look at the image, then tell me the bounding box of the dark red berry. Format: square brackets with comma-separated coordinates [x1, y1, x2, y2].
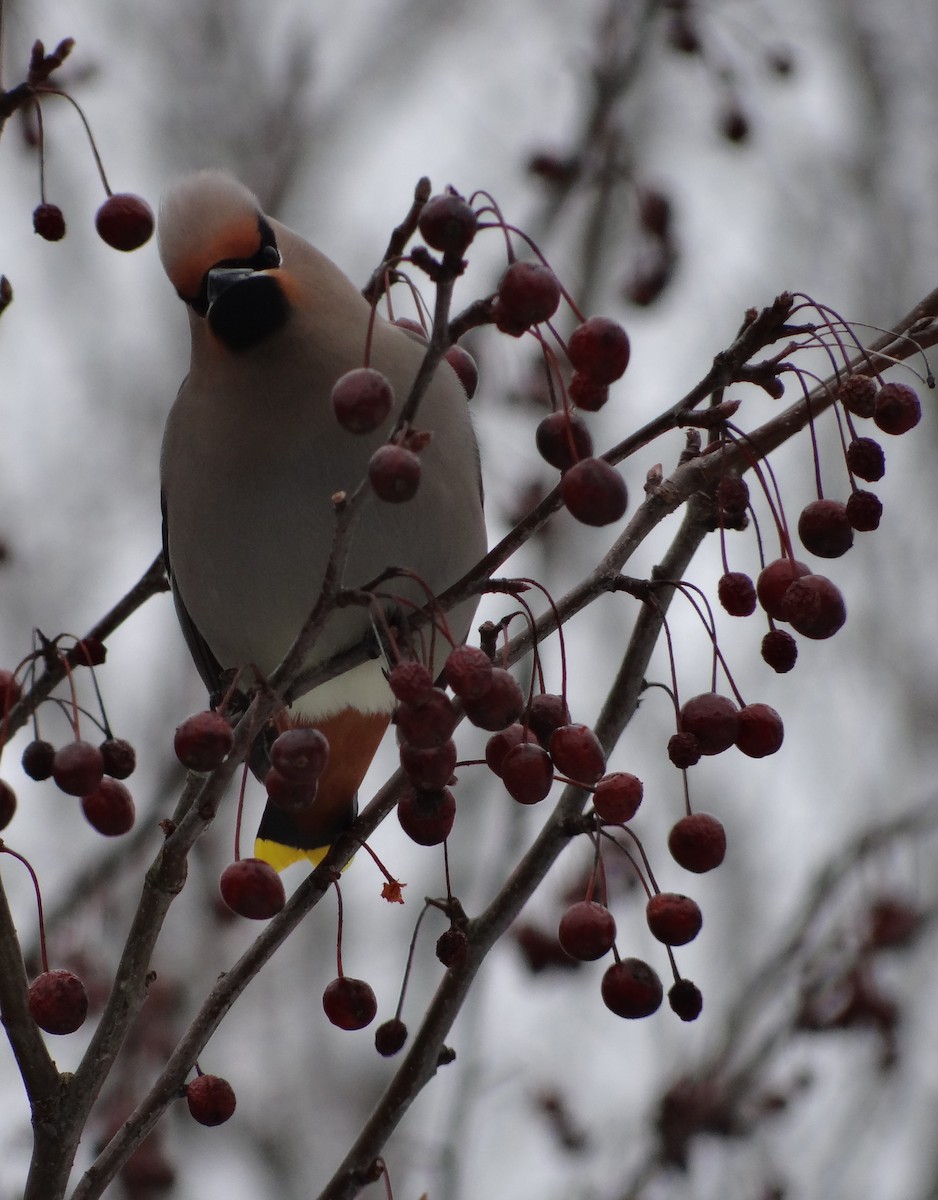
[846, 437, 885, 482]
[567, 317, 631, 384]
[484, 723, 538, 776]
[418, 192, 477, 256]
[219, 858, 286, 920]
[679, 694, 739, 756]
[71, 636, 107, 666]
[95, 193, 154, 251]
[668, 731, 701, 768]
[716, 476, 750, 520]
[637, 187, 673, 238]
[21, 739, 55, 781]
[873, 382, 921, 435]
[445, 344, 479, 398]
[33, 203, 66, 241]
[718, 571, 756, 616]
[99, 737, 136, 780]
[558, 900, 617, 960]
[52, 741, 105, 796]
[735, 702, 784, 758]
[29, 969, 88, 1034]
[561, 457, 628, 526]
[669, 978, 703, 1021]
[646, 892, 703, 946]
[445, 645, 493, 700]
[493, 260, 561, 335]
[568, 372, 609, 412]
[368, 444, 421, 502]
[400, 739, 457, 790]
[846, 489, 883, 531]
[501, 742, 555, 804]
[265, 767, 317, 812]
[668, 812, 726, 873]
[798, 499, 854, 558]
[0, 669, 21, 712]
[331, 368, 394, 434]
[463, 668, 524, 731]
[397, 786, 455, 845]
[761, 629, 798, 673]
[0, 780, 16, 830]
[186, 1074, 236, 1126]
[388, 660, 435, 705]
[174, 711, 232, 771]
[81, 778, 135, 835]
[436, 926, 469, 967]
[322, 976, 377, 1030]
[756, 558, 810, 619]
[601, 958, 663, 1018]
[525, 693, 572, 746]
[374, 1017, 408, 1056]
[837, 373, 877, 418]
[396, 688, 458, 749]
[593, 772, 643, 823]
[780, 573, 846, 639]
[270, 727, 330, 784]
[536, 411, 593, 471]
[549, 723, 606, 784]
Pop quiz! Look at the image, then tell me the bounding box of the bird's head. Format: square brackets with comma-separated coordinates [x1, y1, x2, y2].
[158, 170, 289, 352]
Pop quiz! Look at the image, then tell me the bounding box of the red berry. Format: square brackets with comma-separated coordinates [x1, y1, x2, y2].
[52, 741, 105, 796]
[33, 203, 66, 241]
[270, 727, 330, 784]
[396, 688, 458, 749]
[174, 711, 232, 771]
[418, 192, 477, 256]
[436, 927, 468, 967]
[668, 812, 726, 873]
[567, 317, 631, 384]
[601, 958, 663, 1018]
[549, 723, 606, 784]
[399, 739, 457, 790]
[761, 629, 798, 673]
[568, 372, 609, 412]
[535, 411, 593, 471]
[846, 489, 883, 531]
[368, 444, 421, 502]
[501, 742, 555, 804]
[668, 978, 703, 1021]
[780, 573, 846, 639]
[735, 702, 784, 758]
[837, 373, 877, 418]
[558, 900, 617, 961]
[445, 645, 493, 700]
[667, 731, 701, 768]
[21, 739, 55, 781]
[388, 660, 435, 705]
[95, 193, 154, 251]
[0, 780, 16, 830]
[756, 558, 810, 619]
[322, 976, 377, 1030]
[81, 778, 136, 835]
[846, 437, 885, 482]
[717, 571, 756, 616]
[375, 1017, 408, 1056]
[0, 668, 21, 712]
[265, 767, 317, 812]
[29, 969, 88, 1034]
[593, 772, 643, 823]
[525, 693, 572, 746]
[798, 499, 854, 558]
[219, 858, 286, 920]
[493, 260, 562, 335]
[397, 786, 455, 845]
[331, 367, 394, 434]
[99, 737, 136, 780]
[463, 668, 524, 731]
[484, 723, 538, 776]
[874, 382, 921, 435]
[445, 344, 479, 398]
[561, 458, 628, 526]
[646, 892, 703, 946]
[716, 476, 750, 520]
[679, 693, 739, 756]
[186, 1074, 236, 1126]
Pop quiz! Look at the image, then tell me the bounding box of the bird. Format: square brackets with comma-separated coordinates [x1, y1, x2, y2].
[158, 170, 486, 871]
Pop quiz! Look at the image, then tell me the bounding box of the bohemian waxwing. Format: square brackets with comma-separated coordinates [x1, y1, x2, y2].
[158, 170, 486, 871]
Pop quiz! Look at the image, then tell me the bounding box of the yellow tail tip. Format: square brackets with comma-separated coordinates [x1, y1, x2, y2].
[253, 837, 330, 874]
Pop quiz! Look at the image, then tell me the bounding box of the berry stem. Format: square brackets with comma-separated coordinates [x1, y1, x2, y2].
[0, 844, 50, 973]
[34, 86, 113, 196]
